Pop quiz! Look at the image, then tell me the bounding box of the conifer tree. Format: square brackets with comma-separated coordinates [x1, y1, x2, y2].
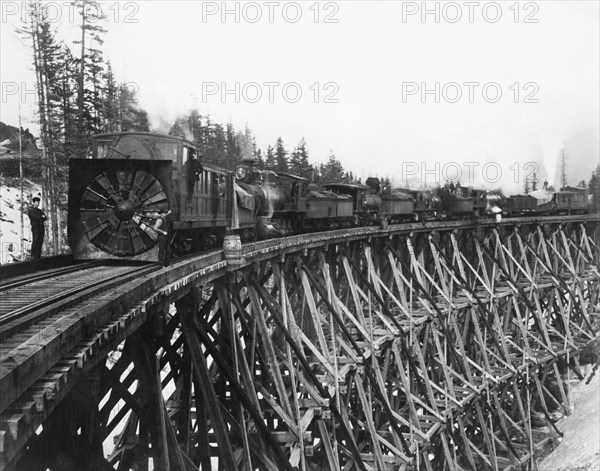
[265, 145, 275, 169]
[208, 123, 227, 167]
[589, 170, 598, 189]
[289, 148, 300, 175]
[118, 83, 149, 132]
[344, 171, 356, 183]
[236, 126, 255, 161]
[102, 62, 119, 132]
[19, 1, 65, 254]
[73, 0, 107, 153]
[58, 45, 79, 159]
[321, 150, 345, 182]
[289, 138, 312, 178]
[225, 123, 241, 169]
[274, 137, 288, 173]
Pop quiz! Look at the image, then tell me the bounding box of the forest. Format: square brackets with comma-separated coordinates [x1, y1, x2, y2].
[11, 0, 359, 256]
[9, 1, 598, 258]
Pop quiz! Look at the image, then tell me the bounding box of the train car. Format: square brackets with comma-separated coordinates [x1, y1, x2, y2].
[365, 177, 415, 223]
[179, 161, 237, 252]
[560, 186, 590, 214]
[69, 132, 225, 262]
[444, 197, 474, 217]
[536, 189, 590, 215]
[504, 188, 590, 216]
[441, 195, 475, 218]
[301, 184, 354, 230]
[394, 188, 442, 220]
[380, 191, 415, 223]
[433, 183, 474, 218]
[324, 182, 381, 225]
[504, 194, 537, 216]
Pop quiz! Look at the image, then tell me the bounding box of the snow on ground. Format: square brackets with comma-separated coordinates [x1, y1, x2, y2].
[0, 178, 42, 263]
[538, 366, 600, 471]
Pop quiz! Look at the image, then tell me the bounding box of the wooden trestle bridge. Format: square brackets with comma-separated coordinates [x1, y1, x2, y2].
[1, 215, 599, 471]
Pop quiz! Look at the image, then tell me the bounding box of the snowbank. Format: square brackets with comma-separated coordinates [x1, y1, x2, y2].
[0, 178, 43, 264]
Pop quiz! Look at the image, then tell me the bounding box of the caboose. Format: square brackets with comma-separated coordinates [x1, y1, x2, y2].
[537, 189, 590, 214]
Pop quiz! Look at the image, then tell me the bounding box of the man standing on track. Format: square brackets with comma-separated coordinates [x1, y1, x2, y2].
[27, 197, 47, 260]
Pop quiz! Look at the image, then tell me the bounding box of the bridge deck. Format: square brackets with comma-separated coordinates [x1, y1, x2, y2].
[0, 214, 598, 470]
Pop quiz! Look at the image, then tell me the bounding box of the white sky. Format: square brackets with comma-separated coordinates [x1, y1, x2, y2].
[1, 0, 599, 192]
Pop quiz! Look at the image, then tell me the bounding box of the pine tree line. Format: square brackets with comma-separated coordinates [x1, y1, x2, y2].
[168, 111, 358, 184]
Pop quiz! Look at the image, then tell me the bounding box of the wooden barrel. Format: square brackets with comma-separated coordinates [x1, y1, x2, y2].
[223, 233, 242, 261]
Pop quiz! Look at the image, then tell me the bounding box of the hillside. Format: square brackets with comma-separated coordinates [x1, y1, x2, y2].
[0, 122, 48, 263]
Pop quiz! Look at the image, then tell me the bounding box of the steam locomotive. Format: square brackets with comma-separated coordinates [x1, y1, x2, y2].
[67, 132, 593, 263]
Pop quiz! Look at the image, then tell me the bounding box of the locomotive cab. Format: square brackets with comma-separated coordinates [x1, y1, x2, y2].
[233, 161, 309, 236]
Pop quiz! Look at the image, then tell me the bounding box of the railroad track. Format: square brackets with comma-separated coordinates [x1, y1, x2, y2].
[0, 261, 101, 292]
[0, 262, 160, 340]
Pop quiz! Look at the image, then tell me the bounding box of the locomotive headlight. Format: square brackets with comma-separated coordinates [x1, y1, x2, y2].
[235, 166, 247, 180]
